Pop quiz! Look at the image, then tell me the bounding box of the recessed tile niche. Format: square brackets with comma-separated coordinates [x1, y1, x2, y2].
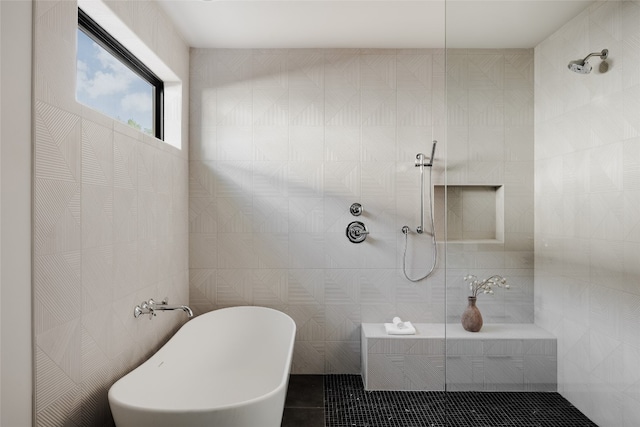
[434, 185, 504, 243]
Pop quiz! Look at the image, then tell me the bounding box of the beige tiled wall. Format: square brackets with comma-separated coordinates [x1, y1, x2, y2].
[534, 2, 640, 426]
[189, 48, 535, 375]
[33, 1, 189, 424]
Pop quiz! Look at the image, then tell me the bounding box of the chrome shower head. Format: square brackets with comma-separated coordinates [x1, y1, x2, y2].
[568, 49, 608, 74]
[427, 140, 437, 166]
[415, 141, 438, 168]
[568, 60, 592, 74]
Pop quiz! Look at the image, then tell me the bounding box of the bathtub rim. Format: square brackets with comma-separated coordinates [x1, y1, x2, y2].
[108, 305, 296, 415]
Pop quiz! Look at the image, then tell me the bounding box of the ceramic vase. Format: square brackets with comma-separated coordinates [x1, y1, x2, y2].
[461, 296, 483, 332]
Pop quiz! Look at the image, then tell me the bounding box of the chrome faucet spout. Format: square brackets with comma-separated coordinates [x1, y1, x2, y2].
[148, 299, 194, 318]
[154, 304, 194, 318]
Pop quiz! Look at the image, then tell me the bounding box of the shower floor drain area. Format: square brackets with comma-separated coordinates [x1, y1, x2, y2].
[324, 375, 598, 427]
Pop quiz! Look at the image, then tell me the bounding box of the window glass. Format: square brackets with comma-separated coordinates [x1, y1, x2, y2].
[76, 28, 154, 135]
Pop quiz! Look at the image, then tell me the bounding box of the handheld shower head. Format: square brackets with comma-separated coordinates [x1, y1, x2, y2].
[427, 140, 437, 166]
[568, 49, 608, 74]
[415, 141, 438, 168]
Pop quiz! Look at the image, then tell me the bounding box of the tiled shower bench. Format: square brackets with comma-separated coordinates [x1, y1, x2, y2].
[361, 323, 557, 392]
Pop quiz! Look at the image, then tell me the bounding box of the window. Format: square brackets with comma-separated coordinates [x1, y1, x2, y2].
[76, 8, 164, 139]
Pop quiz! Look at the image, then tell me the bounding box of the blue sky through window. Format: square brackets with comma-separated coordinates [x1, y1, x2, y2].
[76, 29, 154, 134]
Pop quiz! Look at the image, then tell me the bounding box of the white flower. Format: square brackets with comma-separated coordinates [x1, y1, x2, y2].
[464, 274, 510, 297]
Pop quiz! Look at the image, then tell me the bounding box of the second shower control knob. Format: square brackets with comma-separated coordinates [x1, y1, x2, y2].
[350, 203, 363, 216]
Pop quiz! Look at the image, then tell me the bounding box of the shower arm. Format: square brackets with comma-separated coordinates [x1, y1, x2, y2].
[582, 49, 609, 63]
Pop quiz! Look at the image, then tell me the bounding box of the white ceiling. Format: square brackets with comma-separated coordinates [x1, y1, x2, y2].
[156, 0, 595, 49]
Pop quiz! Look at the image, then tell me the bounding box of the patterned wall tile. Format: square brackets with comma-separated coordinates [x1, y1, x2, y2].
[325, 341, 361, 374]
[113, 188, 138, 243]
[289, 197, 323, 233]
[249, 269, 288, 305]
[359, 269, 396, 304]
[35, 101, 81, 182]
[290, 87, 324, 126]
[288, 303, 325, 342]
[292, 341, 325, 374]
[287, 161, 323, 198]
[189, 161, 217, 198]
[34, 1, 81, 113]
[82, 120, 113, 187]
[326, 87, 361, 127]
[34, 178, 81, 255]
[366, 354, 407, 390]
[113, 242, 138, 299]
[34, 252, 82, 335]
[325, 304, 361, 341]
[289, 50, 323, 87]
[189, 197, 217, 233]
[361, 127, 396, 162]
[214, 161, 253, 198]
[36, 386, 82, 427]
[361, 89, 396, 126]
[404, 355, 445, 390]
[324, 162, 360, 199]
[289, 125, 323, 161]
[289, 232, 325, 269]
[360, 304, 397, 323]
[82, 245, 113, 308]
[325, 126, 360, 161]
[189, 269, 217, 315]
[81, 185, 113, 249]
[216, 269, 252, 306]
[189, 233, 218, 269]
[288, 269, 325, 304]
[137, 142, 156, 193]
[254, 126, 289, 160]
[252, 197, 289, 233]
[253, 161, 288, 199]
[35, 346, 80, 414]
[254, 233, 289, 269]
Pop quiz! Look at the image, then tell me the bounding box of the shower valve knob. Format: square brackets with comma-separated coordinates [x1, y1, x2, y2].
[346, 221, 369, 243]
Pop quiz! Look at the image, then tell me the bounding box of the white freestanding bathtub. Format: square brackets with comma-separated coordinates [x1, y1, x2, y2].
[108, 306, 296, 427]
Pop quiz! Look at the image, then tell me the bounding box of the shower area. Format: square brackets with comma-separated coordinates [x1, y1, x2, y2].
[25, 0, 640, 425]
[187, 0, 639, 425]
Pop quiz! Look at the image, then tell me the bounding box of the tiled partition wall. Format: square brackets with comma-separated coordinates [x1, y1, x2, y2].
[188, 48, 534, 374]
[33, 1, 189, 424]
[534, 1, 640, 426]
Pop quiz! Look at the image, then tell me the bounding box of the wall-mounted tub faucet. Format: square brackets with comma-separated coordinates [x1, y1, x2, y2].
[150, 298, 194, 318]
[134, 298, 193, 319]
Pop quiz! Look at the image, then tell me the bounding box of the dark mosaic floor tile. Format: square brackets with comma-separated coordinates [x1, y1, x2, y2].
[281, 407, 325, 427]
[325, 375, 598, 427]
[286, 375, 325, 408]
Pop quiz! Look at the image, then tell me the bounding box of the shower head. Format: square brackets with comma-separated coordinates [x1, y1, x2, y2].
[568, 49, 608, 74]
[427, 140, 437, 166]
[415, 140, 438, 168]
[568, 60, 592, 74]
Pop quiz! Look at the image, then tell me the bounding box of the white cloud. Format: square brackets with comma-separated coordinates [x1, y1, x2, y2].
[77, 42, 136, 99]
[121, 92, 152, 114]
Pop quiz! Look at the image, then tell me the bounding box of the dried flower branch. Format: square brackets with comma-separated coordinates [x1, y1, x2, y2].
[464, 274, 510, 298]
